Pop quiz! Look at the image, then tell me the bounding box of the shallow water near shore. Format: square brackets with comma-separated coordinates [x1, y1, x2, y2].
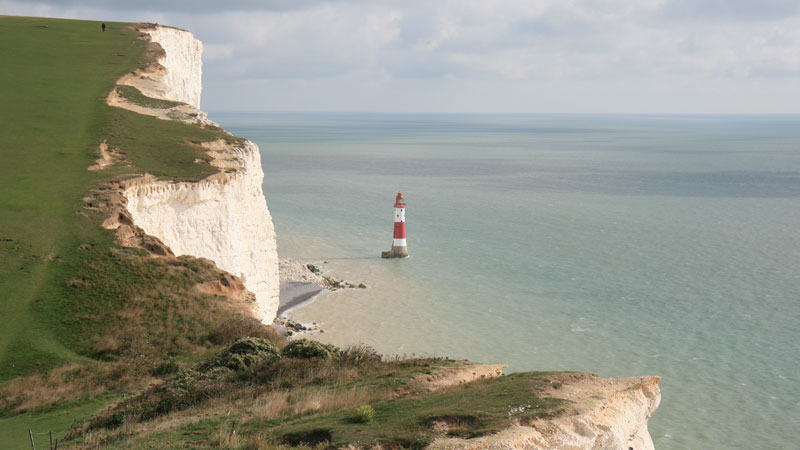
[213, 112, 800, 450]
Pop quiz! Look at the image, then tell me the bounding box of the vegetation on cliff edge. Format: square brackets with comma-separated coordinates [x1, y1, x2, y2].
[68, 339, 562, 449]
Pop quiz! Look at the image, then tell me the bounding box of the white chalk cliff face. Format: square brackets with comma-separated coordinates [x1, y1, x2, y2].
[118, 25, 203, 109]
[145, 26, 203, 108]
[119, 26, 280, 323]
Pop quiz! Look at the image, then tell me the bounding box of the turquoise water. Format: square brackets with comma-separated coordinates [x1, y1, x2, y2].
[213, 112, 800, 449]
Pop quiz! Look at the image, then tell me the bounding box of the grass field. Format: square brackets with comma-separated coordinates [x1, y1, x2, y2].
[0, 15, 244, 449]
[0, 17, 146, 448]
[65, 338, 564, 449]
[0, 15, 236, 379]
[0, 14, 147, 382]
[0, 393, 119, 449]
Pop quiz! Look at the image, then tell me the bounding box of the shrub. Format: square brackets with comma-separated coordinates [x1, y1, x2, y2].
[209, 337, 282, 371]
[208, 316, 284, 347]
[354, 404, 375, 424]
[341, 344, 381, 367]
[148, 368, 226, 418]
[282, 339, 341, 360]
[94, 337, 284, 428]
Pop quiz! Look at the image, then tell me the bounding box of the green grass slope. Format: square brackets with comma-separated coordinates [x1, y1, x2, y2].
[0, 15, 236, 380]
[0, 16, 148, 448]
[0, 15, 148, 381]
[0, 16, 264, 449]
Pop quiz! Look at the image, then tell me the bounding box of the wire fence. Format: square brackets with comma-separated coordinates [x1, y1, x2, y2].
[26, 411, 95, 450]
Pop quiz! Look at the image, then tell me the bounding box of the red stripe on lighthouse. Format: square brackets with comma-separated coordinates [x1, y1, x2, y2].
[394, 221, 406, 239]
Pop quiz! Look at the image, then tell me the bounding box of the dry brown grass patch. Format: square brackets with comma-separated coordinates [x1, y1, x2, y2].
[251, 390, 290, 419]
[289, 387, 378, 416]
[254, 358, 360, 390]
[209, 315, 285, 348]
[246, 386, 378, 420]
[0, 362, 151, 414]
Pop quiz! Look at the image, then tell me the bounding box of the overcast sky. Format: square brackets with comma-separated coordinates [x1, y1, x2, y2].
[3, 0, 800, 113]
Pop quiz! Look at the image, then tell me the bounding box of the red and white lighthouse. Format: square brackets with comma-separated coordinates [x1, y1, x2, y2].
[382, 192, 408, 258]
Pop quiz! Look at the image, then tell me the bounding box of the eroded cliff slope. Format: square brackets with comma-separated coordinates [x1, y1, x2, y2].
[111, 25, 280, 322]
[430, 373, 661, 450]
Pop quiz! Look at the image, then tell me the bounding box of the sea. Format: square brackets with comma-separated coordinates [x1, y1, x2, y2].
[212, 112, 800, 450]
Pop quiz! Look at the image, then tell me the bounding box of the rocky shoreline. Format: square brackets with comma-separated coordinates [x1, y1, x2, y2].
[275, 258, 366, 336]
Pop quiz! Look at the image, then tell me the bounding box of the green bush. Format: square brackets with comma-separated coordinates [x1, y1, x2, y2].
[354, 404, 375, 424]
[206, 337, 282, 372]
[93, 339, 283, 427]
[282, 339, 341, 360]
[341, 344, 382, 367]
[148, 368, 227, 419]
[207, 316, 284, 346]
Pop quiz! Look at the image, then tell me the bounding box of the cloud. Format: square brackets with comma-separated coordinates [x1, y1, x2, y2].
[203, 44, 234, 61]
[2, 0, 361, 13]
[3, 0, 799, 112]
[187, 5, 402, 80]
[658, 0, 800, 21]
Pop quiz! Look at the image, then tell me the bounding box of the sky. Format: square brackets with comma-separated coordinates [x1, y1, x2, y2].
[3, 0, 800, 113]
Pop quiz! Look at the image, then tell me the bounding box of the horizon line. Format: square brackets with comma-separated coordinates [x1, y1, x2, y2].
[205, 109, 800, 116]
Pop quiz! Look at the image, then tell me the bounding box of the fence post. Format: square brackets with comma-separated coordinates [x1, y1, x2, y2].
[54, 439, 59, 450]
[28, 429, 35, 450]
[49, 431, 53, 450]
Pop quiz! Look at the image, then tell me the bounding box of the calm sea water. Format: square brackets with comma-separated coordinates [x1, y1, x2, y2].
[213, 112, 800, 449]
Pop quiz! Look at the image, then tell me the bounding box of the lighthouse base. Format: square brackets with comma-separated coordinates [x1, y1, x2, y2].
[381, 246, 409, 258]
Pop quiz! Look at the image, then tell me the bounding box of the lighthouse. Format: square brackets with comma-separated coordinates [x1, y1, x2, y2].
[382, 192, 408, 258]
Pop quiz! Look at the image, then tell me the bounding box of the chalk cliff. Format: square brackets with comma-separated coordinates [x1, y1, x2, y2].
[429, 373, 661, 450]
[112, 26, 280, 323]
[116, 25, 203, 108]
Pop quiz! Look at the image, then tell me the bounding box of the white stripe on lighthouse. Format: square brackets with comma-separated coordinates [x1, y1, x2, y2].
[393, 238, 407, 246]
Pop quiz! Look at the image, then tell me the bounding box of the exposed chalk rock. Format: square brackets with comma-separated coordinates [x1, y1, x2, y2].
[112, 26, 280, 323]
[145, 26, 203, 108]
[428, 374, 661, 450]
[279, 258, 326, 284]
[117, 25, 203, 109]
[123, 142, 280, 322]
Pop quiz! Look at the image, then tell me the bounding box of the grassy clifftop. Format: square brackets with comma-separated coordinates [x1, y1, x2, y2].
[0, 16, 265, 448]
[0, 15, 144, 379]
[0, 15, 232, 381]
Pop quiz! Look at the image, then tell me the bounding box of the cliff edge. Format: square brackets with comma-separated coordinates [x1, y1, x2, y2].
[430, 373, 661, 450]
[105, 25, 280, 323]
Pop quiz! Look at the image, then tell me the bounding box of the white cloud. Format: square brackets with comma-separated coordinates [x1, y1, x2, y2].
[3, 0, 799, 112]
[182, 4, 401, 79]
[203, 44, 235, 61]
